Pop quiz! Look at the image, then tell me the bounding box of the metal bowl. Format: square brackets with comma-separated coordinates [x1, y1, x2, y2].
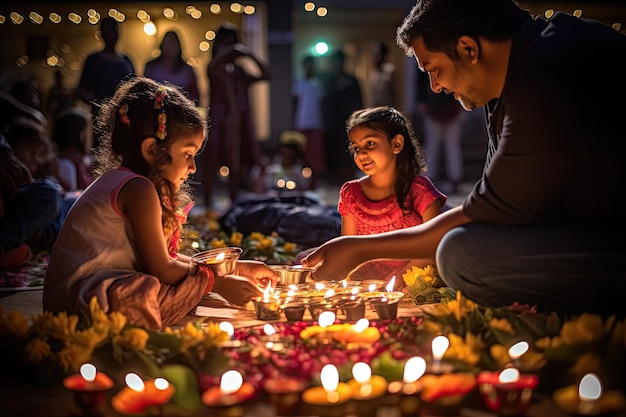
[270, 265, 313, 285]
[191, 247, 242, 277]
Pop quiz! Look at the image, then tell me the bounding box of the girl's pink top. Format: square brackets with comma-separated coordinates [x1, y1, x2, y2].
[338, 175, 447, 235]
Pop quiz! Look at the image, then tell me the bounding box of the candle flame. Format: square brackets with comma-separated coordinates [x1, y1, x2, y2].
[368, 283, 377, 292]
[315, 282, 326, 290]
[403, 356, 426, 384]
[324, 289, 336, 298]
[351, 287, 359, 295]
[215, 252, 226, 262]
[125, 373, 145, 392]
[154, 377, 169, 390]
[318, 311, 336, 328]
[579, 373, 602, 401]
[341, 280, 348, 288]
[320, 364, 339, 392]
[220, 370, 244, 395]
[385, 276, 396, 292]
[352, 362, 372, 384]
[498, 368, 521, 384]
[263, 323, 276, 336]
[432, 335, 450, 360]
[263, 282, 272, 301]
[219, 321, 235, 337]
[353, 318, 369, 333]
[508, 341, 529, 360]
[80, 363, 96, 383]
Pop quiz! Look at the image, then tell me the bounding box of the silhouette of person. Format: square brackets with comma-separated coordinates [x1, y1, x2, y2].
[320, 50, 363, 185]
[201, 22, 270, 208]
[293, 55, 325, 187]
[366, 42, 396, 107]
[77, 17, 135, 149]
[144, 30, 200, 104]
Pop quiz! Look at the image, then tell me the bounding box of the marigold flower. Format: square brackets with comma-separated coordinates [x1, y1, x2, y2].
[249, 232, 265, 242]
[230, 232, 243, 247]
[44, 311, 79, 339]
[3, 310, 30, 338]
[58, 343, 94, 373]
[25, 338, 52, 363]
[489, 318, 514, 335]
[114, 328, 150, 351]
[445, 332, 483, 366]
[108, 311, 128, 335]
[560, 313, 605, 346]
[283, 242, 297, 254]
[209, 238, 226, 248]
[256, 238, 273, 250]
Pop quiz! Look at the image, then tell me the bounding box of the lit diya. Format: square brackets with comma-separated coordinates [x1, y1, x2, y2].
[63, 363, 113, 417]
[191, 247, 242, 277]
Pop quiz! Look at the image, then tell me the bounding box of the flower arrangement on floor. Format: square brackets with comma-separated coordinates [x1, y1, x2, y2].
[182, 209, 301, 264]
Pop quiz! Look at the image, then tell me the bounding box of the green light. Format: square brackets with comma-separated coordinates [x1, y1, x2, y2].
[314, 41, 329, 56]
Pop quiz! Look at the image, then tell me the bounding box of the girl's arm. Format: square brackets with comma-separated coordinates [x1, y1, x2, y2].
[421, 199, 443, 222]
[119, 177, 191, 285]
[341, 214, 357, 235]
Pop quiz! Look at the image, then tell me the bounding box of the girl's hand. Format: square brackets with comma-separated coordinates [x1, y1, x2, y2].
[301, 236, 365, 281]
[233, 260, 279, 289]
[215, 275, 264, 306]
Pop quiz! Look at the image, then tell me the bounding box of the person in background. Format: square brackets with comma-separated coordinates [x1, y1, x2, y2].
[339, 106, 446, 287]
[416, 70, 466, 194]
[77, 17, 135, 150]
[51, 106, 95, 191]
[144, 30, 200, 105]
[366, 42, 396, 108]
[3, 120, 63, 254]
[320, 49, 363, 185]
[44, 77, 277, 329]
[303, 0, 626, 317]
[292, 55, 325, 188]
[201, 22, 270, 208]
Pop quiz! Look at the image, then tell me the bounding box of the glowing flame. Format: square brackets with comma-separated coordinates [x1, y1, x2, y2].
[220, 370, 243, 395]
[320, 364, 339, 392]
[385, 276, 395, 292]
[318, 311, 336, 327]
[315, 282, 326, 290]
[368, 283, 377, 292]
[431, 335, 450, 360]
[262, 282, 272, 301]
[403, 356, 426, 384]
[579, 373, 602, 401]
[498, 368, 521, 384]
[125, 373, 145, 392]
[263, 324, 276, 336]
[508, 341, 529, 360]
[80, 363, 96, 382]
[353, 318, 369, 333]
[154, 378, 169, 390]
[324, 289, 335, 298]
[352, 362, 371, 385]
[219, 321, 235, 337]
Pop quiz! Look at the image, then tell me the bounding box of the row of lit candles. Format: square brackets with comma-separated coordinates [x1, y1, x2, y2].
[63, 329, 625, 416]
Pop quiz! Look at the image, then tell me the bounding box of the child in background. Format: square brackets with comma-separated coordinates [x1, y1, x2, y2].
[44, 77, 277, 329]
[51, 107, 95, 191]
[339, 106, 446, 287]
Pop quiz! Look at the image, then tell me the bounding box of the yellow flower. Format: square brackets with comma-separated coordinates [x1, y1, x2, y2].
[57, 343, 94, 373]
[428, 291, 477, 321]
[444, 332, 483, 366]
[208, 219, 220, 232]
[108, 312, 128, 335]
[256, 238, 274, 250]
[283, 242, 297, 254]
[489, 318, 514, 335]
[402, 265, 437, 287]
[230, 232, 243, 247]
[209, 238, 226, 248]
[491, 343, 546, 372]
[570, 352, 601, 378]
[490, 344, 510, 369]
[2, 310, 30, 338]
[560, 313, 605, 346]
[42, 311, 79, 339]
[249, 232, 265, 242]
[535, 336, 564, 351]
[113, 328, 150, 351]
[25, 338, 52, 363]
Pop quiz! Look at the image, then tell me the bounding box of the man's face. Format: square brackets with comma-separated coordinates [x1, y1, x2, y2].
[411, 37, 487, 111]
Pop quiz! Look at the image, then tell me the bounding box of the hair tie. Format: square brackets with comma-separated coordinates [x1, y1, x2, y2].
[119, 103, 130, 125]
[154, 87, 168, 140]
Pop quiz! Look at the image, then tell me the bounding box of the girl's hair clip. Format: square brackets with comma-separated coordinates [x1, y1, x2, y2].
[154, 87, 167, 140]
[119, 103, 130, 125]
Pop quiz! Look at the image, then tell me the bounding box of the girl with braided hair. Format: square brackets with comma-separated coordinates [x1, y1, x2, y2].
[44, 77, 276, 329]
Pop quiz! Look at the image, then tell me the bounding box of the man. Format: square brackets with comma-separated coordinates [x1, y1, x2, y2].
[303, 0, 626, 316]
